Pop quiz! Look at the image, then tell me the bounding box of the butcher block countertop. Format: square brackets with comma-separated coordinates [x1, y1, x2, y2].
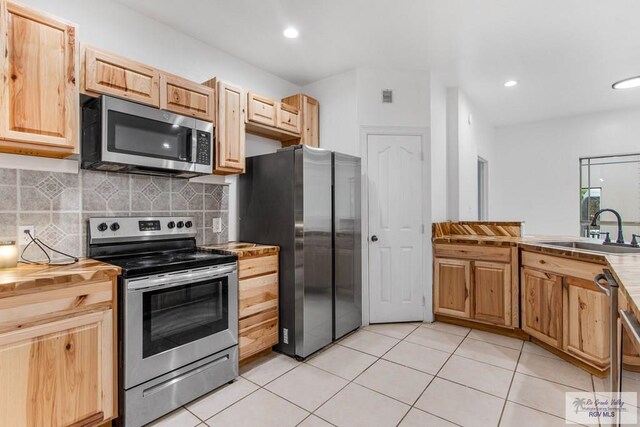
[435, 233, 640, 322]
[200, 242, 280, 258]
[0, 259, 121, 298]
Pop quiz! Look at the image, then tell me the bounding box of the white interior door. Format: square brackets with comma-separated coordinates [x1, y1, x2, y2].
[367, 134, 424, 323]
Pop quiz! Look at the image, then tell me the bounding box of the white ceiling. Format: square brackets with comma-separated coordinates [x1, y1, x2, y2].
[116, 0, 640, 126]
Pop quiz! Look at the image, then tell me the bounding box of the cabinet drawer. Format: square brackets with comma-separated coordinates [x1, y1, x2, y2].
[239, 255, 278, 279]
[160, 73, 215, 121]
[239, 311, 278, 360]
[278, 103, 301, 134]
[239, 273, 278, 319]
[0, 279, 113, 332]
[84, 46, 160, 107]
[246, 92, 277, 127]
[521, 251, 604, 281]
[434, 244, 511, 263]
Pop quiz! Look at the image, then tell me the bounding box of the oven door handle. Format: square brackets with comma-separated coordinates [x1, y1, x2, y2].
[127, 264, 236, 291]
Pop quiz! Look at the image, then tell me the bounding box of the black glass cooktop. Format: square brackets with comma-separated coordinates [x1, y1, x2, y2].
[98, 250, 237, 277]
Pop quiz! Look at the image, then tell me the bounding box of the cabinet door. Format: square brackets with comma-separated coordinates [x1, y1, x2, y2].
[84, 46, 160, 107]
[619, 291, 640, 371]
[434, 258, 471, 318]
[473, 261, 511, 326]
[160, 73, 215, 121]
[0, 310, 114, 427]
[0, 1, 78, 155]
[277, 102, 301, 134]
[563, 276, 609, 368]
[216, 80, 245, 173]
[246, 92, 277, 127]
[303, 95, 319, 147]
[521, 267, 563, 347]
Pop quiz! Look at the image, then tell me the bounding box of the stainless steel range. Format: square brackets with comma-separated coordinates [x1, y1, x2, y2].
[88, 216, 238, 427]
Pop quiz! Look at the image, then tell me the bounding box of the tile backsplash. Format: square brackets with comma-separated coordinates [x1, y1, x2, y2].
[0, 168, 229, 261]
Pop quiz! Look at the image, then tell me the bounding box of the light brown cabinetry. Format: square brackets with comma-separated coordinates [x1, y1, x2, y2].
[83, 46, 160, 107]
[563, 276, 609, 368]
[237, 252, 280, 361]
[245, 92, 301, 141]
[433, 244, 516, 328]
[434, 258, 471, 318]
[82, 46, 214, 121]
[203, 78, 246, 174]
[0, 1, 78, 158]
[521, 250, 609, 371]
[282, 94, 319, 148]
[521, 267, 563, 347]
[0, 276, 117, 427]
[160, 73, 215, 121]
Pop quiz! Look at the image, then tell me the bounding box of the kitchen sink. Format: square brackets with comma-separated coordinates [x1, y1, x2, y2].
[539, 241, 640, 254]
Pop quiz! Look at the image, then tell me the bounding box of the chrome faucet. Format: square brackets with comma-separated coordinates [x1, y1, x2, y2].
[590, 208, 625, 244]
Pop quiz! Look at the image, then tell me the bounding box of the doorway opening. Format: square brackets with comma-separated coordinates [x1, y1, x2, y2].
[478, 157, 488, 220]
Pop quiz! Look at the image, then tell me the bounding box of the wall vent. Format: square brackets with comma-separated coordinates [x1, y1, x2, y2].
[382, 89, 393, 103]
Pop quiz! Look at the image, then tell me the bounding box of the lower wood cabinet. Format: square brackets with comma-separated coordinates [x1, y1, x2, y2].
[433, 244, 516, 328]
[563, 276, 609, 368]
[237, 252, 279, 361]
[434, 258, 471, 318]
[521, 250, 609, 371]
[0, 274, 117, 427]
[521, 267, 563, 348]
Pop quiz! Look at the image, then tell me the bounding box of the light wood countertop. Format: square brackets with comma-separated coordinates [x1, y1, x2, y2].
[0, 259, 121, 299]
[200, 242, 280, 258]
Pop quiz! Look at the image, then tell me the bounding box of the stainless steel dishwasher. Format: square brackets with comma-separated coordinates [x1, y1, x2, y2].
[595, 270, 640, 426]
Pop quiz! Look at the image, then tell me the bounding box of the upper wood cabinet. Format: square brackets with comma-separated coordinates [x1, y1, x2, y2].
[247, 92, 277, 127]
[434, 258, 471, 319]
[563, 276, 609, 369]
[521, 267, 563, 348]
[203, 78, 245, 174]
[278, 102, 302, 135]
[245, 91, 301, 141]
[83, 45, 160, 107]
[160, 73, 215, 121]
[0, 1, 78, 158]
[282, 94, 319, 148]
[0, 275, 117, 427]
[82, 46, 215, 121]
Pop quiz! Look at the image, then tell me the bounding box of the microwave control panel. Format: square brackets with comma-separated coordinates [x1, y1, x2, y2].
[196, 131, 211, 165]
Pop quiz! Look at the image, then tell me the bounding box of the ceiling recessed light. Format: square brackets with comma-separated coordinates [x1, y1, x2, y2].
[283, 27, 299, 39]
[612, 76, 640, 89]
[504, 80, 518, 87]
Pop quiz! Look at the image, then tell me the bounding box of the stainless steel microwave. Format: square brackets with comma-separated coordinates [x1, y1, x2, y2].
[81, 96, 213, 178]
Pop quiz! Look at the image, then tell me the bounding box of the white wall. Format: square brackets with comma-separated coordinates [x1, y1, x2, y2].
[430, 75, 448, 222]
[492, 107, 640, 235]
[446, 88, 496, 221]
[7, 0, 301, 240]
[303, 70, 359, 156]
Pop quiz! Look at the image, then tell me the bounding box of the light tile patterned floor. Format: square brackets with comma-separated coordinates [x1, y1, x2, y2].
[146, 321, 602, 427]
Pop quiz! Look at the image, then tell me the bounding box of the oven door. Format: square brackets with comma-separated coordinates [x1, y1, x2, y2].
[100, 96, 213, 174]
[123, 263, 238, 389]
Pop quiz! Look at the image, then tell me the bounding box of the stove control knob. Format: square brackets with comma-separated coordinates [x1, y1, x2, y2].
[167, 221, 175, 229]
[97, 222, 108, 232]
[177, 221, 184, 229]
[110, 222, 120, 231]
[185, 221, 193, 228]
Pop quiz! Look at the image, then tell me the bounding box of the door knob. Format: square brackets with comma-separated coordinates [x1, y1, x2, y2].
[371, 235, 378, 242]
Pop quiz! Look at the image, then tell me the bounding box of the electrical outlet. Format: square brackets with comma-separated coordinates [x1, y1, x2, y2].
[18, 226, 35, 245]
[212, 218, 222, 233]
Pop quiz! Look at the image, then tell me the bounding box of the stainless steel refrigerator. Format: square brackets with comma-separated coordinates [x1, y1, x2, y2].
[239, 146, 361, 359]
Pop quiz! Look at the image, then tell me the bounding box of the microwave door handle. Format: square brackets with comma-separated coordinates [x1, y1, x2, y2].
[190, 128, 198, 163]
